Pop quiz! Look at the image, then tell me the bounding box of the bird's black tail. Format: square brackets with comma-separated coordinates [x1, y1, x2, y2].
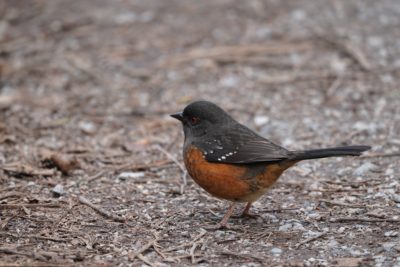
[290, 145, 370, 161]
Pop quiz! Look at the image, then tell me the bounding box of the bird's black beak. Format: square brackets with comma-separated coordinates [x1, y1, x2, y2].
[170, 112, 183, 121]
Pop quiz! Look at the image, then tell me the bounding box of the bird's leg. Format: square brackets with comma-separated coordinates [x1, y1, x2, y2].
[241, 202, 252, 216]
[219, 203, 236, 227]
[240, 202, 258, 218]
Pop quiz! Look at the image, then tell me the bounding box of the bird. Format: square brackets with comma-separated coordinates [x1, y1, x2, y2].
[170, 100, 370, 227]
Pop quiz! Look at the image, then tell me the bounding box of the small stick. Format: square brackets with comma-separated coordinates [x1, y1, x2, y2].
[154, 145, 185, 173]
[295, 232, 327, 249]
[190, 242, 199, 264]
[129, 235, 161, 261]
[87, 170, 107, 182]
[28, 235, 71, 243]
[330, 217, 400, 223]
[137, 254, 157, 267]
[0, 216, 14, 230]
[0, 204, 61, 209]
[325, 75, 343, 98]
[159, 42, 312, 67]
[78, 196, 125, 222]
[154, 145, 187, 194]
[113, 159, 172, 172]
[263, 207, 300, 213]
[319, 199, 365, 208]
[169, 253, 203, 261]
[152, 245, 177, 263]
[0, 247, 47, 261]
[51, 205, 76, 231]
[361, 152, 400, 158]
[0, 185, 23, 194]
[164, 230, 206, 252]
[316, 34, 372, 71]
[0, 192, 23, 201]
[218, 248, 264, 262]
[0, 232, 70, 243]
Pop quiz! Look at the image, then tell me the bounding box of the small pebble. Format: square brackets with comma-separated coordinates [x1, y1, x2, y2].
[278, 223, 292, 232]
[52, 184, 65, 197]
[270, 247, 282, 255]
[278, 221, 305, 232]
[391, 195, 400, 203]
[117, 172, 145, 180]
[78, 121, 97, 134]
[353, 162, 379, 176]
[254, 116, 269, 126]
[382, 242, 397, 251]
[384, 230, 398, 237]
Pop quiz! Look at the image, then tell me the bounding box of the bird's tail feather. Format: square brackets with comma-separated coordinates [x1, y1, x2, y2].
[290, 145, 370, 161]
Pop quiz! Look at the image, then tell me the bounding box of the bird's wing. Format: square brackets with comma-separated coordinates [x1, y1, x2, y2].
[198, 124, 292, 164]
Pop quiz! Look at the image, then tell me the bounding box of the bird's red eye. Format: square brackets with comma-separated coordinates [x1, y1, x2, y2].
[190, 116, 200, 125]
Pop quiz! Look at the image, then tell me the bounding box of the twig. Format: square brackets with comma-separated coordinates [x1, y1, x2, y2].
[295, 232, 327, 249]
[0, 231, 18, 239]
[87, 170, 107, 182]
[164, 229, 207, 252]
[168, 253, 203, 262]
[0, 247, 48, 261]
[137, 254, 157, 267]
[180, 172, 188, 194]
[325, 75, 343, 100]
[361, 152, 400, 158]
[152, 244, 177, 263]
[215, 56, 293, 68]
[158, 41, 313, 67]
[190, 242, 201, 264]
[28, 235, 71, 243]
[16, 215, 55, 223]
[1, 163, 56, 177]
[78, 196, 125, 222]
[218, 248, 264, 263]
[0, 204, 61, 209]
[0, 185, 23, 194]
[316, 34, 372, 71]
[129, 234, 161, 260]
[258, 70, 336, 85]
[258, 66, 400, 86]
[0, 216, 14, 230]
[51, 205, 76, 231]
[329, 217, 400, 223]
[113, 159, 172, 172]
[0, 192, 23, 201]
[265, 232, 273, 243]
[263, 207, 300, 213]
[255, 231, 272, 242]
[319, 199, 365, 208]
[0, 231, 70, 242]
[153, 145, 185, 173]
[154, 145, 187, 194]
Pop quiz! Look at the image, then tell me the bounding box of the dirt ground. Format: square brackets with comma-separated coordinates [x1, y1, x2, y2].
[1, 0, 400, 266]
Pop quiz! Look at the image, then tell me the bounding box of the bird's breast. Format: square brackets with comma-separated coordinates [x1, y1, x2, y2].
[183, 145, 294, 202]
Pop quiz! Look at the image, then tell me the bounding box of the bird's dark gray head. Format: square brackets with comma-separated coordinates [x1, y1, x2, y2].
[170, 101, 233, 138]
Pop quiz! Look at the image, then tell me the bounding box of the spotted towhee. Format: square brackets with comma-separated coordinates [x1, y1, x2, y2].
[171, 101, 370, 227]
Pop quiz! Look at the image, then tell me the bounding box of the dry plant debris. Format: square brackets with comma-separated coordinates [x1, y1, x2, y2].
[0, 0, 400, 266]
